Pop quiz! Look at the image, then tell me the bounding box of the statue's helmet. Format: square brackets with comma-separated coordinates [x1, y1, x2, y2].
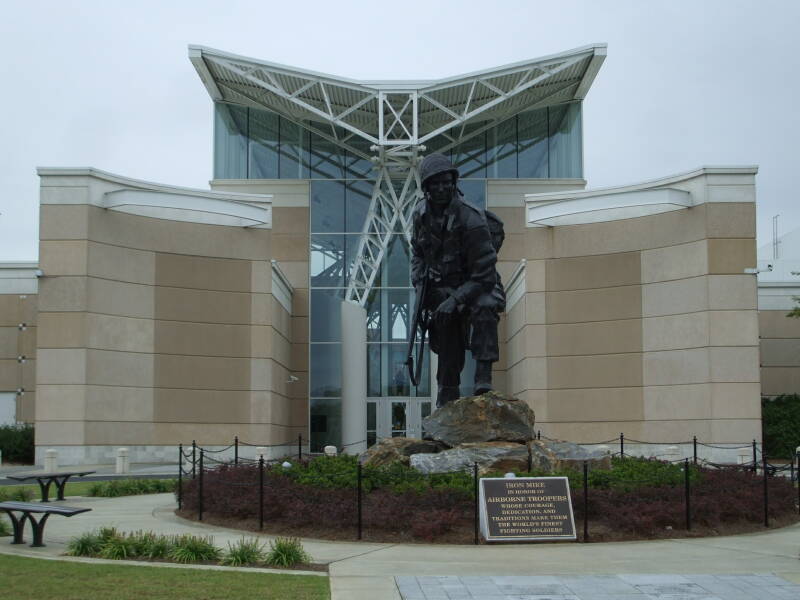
[419, 153, 459, 189]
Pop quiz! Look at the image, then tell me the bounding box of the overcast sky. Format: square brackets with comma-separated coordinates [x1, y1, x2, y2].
[1, 0, 798, 261]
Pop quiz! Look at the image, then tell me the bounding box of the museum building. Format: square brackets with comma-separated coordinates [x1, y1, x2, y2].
[0, 43, 767, 465]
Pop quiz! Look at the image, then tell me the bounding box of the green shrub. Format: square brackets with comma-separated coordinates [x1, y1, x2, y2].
[66, 531, 103, 557]
[0, 516, 10, 537]
[99, 535, 135, 560]
[9, 487, 34, 502]
[0, 424, 34, 464]
[88, 479, 176, 498]
[220, 537, 266, 566]
[264, 537, 310, 567]
[169, 535, 221, 563]
[762, 394, 800, 458]
[136, 533, 175, 559]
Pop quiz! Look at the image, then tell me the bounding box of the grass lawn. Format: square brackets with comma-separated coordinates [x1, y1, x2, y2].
[0, 554, 330, 600]
[0, 480, 174, 499]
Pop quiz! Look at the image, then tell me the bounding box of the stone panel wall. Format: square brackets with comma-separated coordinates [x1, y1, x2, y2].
[35, 170, 300, 464]
[501, 169, 761, 445]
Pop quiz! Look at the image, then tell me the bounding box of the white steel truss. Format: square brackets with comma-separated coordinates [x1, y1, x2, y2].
[345, 147, 422, 305]
[189, 44, 606, 303]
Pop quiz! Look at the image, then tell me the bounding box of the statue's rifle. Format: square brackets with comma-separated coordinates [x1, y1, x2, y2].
[406, 271, 429, 387]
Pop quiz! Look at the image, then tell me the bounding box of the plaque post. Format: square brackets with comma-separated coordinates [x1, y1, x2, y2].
[473, 462, 479, 545]
[582, 461, 589, 542]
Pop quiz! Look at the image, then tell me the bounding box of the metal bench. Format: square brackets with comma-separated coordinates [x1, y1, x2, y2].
[5, 470, 96, 502]
[0, 501, 91, 547]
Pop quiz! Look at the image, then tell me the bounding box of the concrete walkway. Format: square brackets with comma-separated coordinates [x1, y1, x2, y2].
[0, 493, 798, 599]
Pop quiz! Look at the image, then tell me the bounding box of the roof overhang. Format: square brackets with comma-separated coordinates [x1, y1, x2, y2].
[188, 44, 606, 156]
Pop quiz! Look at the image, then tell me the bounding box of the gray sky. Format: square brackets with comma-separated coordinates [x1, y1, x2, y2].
[1, 0, 798, 260]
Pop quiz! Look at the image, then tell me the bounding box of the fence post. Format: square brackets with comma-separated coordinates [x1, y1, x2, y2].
[796, 448, 800, 516]
[198, 449, 204, 522]
[684, 458, 691, 531]
[473, 462, 479, 545]
[357, 462, 363, 540]
[620, 433, 624, 458]
[752, 439, 758, 473]
[259, 456, 264, 530]
[192, 440, 197, 479]
[583, 461, 589, 542]
[177, 444, 183, 510]
[234, 436, 239, 465]
[298, 434, 302, 461]
[763, 454, 769, 528]
[693, 436, 698, 465]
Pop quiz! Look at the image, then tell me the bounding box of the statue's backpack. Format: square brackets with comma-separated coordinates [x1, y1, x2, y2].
[484, 209, 505, 253]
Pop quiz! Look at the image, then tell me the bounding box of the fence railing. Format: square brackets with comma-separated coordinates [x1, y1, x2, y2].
[176, 437, 800, 544]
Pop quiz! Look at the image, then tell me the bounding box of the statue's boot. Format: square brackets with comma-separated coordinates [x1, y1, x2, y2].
[436, 385, 460, 408]
[473, 360, 493, 395]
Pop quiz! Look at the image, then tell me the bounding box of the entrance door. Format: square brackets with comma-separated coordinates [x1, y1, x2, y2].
[368, 398, 433, 445]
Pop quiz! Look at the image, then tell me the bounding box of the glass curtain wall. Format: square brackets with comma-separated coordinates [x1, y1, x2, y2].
[214, 100, 583, 451]
[214, 102, 583, 181]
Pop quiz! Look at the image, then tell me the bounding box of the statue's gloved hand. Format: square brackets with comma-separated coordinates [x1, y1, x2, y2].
[433, 295, 458, 321]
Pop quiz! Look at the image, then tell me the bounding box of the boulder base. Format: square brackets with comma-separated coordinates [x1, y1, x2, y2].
[529, 439, 612, 471]
[422, 391, 536, 446]
[410, 441, 528, 475]
[359, 437, 447, 467]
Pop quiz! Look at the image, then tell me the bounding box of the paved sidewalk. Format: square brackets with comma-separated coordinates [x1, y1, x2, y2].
[396, 574, 800, 599]
[0, 493, 798, 599]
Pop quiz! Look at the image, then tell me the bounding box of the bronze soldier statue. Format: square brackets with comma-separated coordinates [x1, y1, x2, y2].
[409, 153, 505, 408]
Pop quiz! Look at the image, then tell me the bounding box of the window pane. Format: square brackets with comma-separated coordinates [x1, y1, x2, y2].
[309, 130, 345, 179]
[387, 289, 410, 341]
[345, 179, 372, 233]
[518, 107, 548, 178]
[214, 103, 248, 179]
[487, 116, 517, 178]
[345, 136, 374, 179]
[310, 235, 345, 287]
[278, 119, 308, 179]
[385, 235, 410, 287]
[367, 343, 381, 396]
[365, 289, 381, 342]
[453, 130, 487, 178]
[549, 102, 583, 178]
[310, 344, 342, 397]
[384, 343, 410, 396]
[459, 180, 486, 211]
[311, 181, 345, 233]
[310, 289, 343, 342]
[391, 401, 407, 435]
[248, 107, 279, 179]
[310, 398, 341, 452]
[367, 402, 376, 430]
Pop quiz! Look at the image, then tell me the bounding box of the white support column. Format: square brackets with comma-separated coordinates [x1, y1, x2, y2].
[341, 300, 367, 455]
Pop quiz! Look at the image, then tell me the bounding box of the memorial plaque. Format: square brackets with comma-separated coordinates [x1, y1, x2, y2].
[479, 477, 576, 542]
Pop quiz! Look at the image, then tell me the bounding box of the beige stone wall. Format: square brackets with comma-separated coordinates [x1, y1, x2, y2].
[36, 171, 304, 461]
[759, 306, 800, 398]
[502, 169, 762, 444]
[0, 292, 37, 422]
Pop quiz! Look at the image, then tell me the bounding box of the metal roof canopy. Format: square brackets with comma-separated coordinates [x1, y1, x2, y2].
[189, 44, 606, 158]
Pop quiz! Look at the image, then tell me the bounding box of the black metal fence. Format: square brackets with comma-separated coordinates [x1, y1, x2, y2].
[176, 436, 800, 544]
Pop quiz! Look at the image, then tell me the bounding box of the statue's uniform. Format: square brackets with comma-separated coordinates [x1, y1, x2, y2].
[410, 195, 503, 406]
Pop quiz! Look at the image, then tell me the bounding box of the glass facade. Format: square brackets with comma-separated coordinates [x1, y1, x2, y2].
[214, 102, 582, 181]
[213, 100, 582, 451]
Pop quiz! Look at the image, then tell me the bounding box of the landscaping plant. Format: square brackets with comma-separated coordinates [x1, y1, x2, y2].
[169, 534, 221, 563]
[0, 424, 34, 464]
[220, 537, 267, 566]
[66, 531, 103, 557]
[264, 537, 311, 567]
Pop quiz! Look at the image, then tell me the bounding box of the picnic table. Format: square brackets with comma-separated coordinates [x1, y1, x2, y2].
[0, 501, 91, 547]
[5, 470, 96, 502]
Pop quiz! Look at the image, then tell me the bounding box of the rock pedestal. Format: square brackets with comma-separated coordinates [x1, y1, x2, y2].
[421, 391, 536, 446]
[359, 392, 611, 475]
